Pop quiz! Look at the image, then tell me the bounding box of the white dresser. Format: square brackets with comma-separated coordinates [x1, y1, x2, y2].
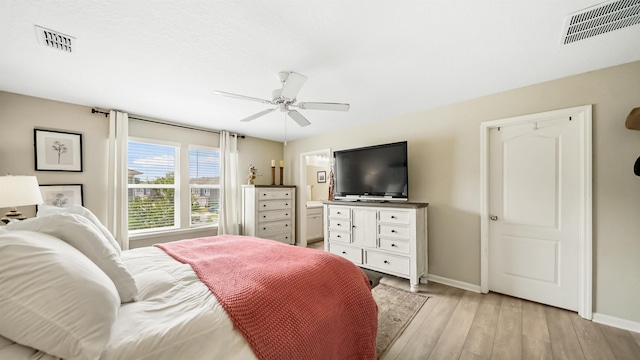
[242, 185, 296, 245]
[323, 201, 428, 292]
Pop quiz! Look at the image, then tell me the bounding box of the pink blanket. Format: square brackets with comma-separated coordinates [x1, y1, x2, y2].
[156, 235, 377, 360]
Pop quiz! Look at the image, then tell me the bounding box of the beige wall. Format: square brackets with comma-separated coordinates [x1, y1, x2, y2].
[285, 60, 640, 324]
[0, 91, 284, 247]
[306, 165, 330, 201]
[0, 93, 109, 220]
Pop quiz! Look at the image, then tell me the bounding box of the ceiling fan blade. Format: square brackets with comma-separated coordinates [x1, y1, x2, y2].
[288, 110, 311, 127]
[280, 72, 308, 100]
[296, 102, 350, 112]
[240, 108, 276, 122]
[212, 90, 272, 105]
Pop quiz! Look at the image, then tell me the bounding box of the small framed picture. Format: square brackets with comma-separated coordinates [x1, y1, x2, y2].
[317, 171, 326, 183]
[34, 128, 83, 172]
[39, 184, 84, 208]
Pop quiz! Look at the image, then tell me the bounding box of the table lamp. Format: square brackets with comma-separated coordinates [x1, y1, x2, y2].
[0, 175, 44, 224]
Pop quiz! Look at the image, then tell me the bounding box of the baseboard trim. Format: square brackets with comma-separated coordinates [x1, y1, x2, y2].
[422, 274, 481, 293]
[593, 312, 640, 333]
[422, 277, 640, 334]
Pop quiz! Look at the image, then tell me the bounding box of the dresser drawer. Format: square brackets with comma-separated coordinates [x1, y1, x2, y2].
[328, 219, 350, 231]
[307, 207, 322, 216]
[257, 220, 292, 236]
[258, 200, 293, 211]
[378, 224, 410, 238]
[365, 250, 410, 276]
[268, 232, 293, 244]
[258, 209, 292, 222]
[329, 243, 362, 264]
[328, 229, 351, 243]
[379, 210, 410, 224]
[328, 207, 350, 220]
[378, 238, 409, 254]
[258, 189, 294, 200]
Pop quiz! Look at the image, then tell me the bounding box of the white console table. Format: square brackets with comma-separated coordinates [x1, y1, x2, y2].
[323, 201, 428, 292]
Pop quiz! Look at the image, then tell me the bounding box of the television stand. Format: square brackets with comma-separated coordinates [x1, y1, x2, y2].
[323, 201, 428, 292]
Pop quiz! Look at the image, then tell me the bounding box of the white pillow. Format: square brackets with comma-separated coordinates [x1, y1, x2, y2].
[7, 213, 138, 303]
[0, 230, 119, 360]
[37, 204, 122, 255]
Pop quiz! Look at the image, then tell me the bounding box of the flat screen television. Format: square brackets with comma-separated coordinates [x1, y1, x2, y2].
[333, 141, 408, 201]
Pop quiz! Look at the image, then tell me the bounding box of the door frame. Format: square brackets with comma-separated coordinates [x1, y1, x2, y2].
[298, 148, 331, 248]
[479, 105, 593, 319]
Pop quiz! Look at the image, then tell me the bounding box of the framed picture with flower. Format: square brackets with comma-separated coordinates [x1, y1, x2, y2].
[34, 128, 83, 172]
[39, 184, 84, 208]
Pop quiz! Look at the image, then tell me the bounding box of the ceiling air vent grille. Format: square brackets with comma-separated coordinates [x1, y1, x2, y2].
[562, 0, 640, 44]
[35, 25, 75, 53]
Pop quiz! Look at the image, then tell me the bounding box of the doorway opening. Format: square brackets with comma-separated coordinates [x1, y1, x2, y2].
[298, 148, 331, 248]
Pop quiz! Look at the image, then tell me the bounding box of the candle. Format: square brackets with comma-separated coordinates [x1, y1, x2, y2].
[271, 160, 275, 167]
[279, 160, 284, 168]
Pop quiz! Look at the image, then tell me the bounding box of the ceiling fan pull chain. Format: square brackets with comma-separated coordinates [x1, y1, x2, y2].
[284, 112, 287, 146]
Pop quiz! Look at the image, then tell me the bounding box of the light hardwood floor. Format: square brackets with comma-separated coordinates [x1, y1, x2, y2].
[306, 241, 640, 360]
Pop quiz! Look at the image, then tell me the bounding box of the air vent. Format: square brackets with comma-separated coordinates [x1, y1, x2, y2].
[35, 25, 75, 53]
[561, 0, 640, 44]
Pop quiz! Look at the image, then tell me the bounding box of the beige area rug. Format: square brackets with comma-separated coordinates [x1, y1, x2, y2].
[372, 284, 429, 358]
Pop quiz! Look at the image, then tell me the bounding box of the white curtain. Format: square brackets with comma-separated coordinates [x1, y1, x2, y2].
[218, 131, 240, 235]
[107, 110, 130, 250]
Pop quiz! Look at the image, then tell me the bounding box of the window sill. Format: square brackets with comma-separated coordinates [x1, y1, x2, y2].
[129, 225, 217, 242]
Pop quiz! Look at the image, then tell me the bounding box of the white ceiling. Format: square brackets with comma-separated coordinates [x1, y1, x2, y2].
[1, 1, 639, 142]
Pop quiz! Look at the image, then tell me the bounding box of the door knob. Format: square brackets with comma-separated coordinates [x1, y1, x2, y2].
[490, 215, 499, 221]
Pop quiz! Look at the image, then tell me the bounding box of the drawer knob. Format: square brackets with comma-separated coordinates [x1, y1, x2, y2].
[337, 212, 341, 215]
[263, 215, 266, 218]
[286, 193, 289, 196]
[263, 227, 266, 230]
[285, 203, 289, 206]
[391, 229, 396, 233]
[285, 224, 288, 227]
[342, 251, 347, 255]
[391, 243, 397, 247]
[384, 260, 389, 264]
[337, 235, 341, 238]
[285, 213, 288, 216]
[391, 215, 396, 219]
[337, 223, 341, 226]
[263, 204, 267, 207]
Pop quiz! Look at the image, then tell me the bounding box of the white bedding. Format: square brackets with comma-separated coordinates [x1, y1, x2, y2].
[0, 246, 258, 360]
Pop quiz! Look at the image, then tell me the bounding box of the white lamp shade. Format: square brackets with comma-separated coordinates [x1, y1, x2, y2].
[0, 176, 44, 208]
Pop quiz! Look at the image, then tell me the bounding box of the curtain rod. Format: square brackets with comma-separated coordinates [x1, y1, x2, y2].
[91, 108, 245, 138]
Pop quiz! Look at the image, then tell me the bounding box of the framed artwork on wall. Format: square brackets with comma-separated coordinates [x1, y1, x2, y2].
[317, 171, 326, 183]
[39, 184, 84, 208]
[34, 128, 83, 172]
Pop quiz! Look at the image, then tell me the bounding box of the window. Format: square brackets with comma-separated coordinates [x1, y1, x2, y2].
[189, 146, 220, 226]
[126, 139, 220, 234]
[127, 140, 179, 232]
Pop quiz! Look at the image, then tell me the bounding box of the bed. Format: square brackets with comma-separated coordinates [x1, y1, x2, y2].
[0, 206, 378, 360]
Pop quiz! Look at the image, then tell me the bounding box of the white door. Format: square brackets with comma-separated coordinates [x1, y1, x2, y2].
[489, 116, 580, 311]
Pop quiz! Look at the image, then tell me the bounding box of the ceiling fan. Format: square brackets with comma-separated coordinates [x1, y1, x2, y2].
[213, 71, 350, 127]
